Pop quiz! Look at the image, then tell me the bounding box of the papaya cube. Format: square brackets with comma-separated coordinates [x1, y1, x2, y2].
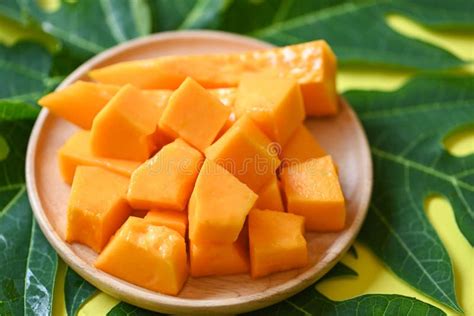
[91, 84, 161, 161]
[131, 209, 148, 218]
[189, 159, 257, 243]
[210, 88, 237, 139]
[249, 209, 307, 278]
[216, 112, 237, 140]
[281, 125, 327, 164]
[58, 130, 140, 184]
[298, 41, 338, 116]
[66, 166, 132, 252]
[234, 74, 305, 145]
[190, 228, 249, 277]
[281, 156, 345, 231]
[255, 175, 284, 211]
[38, 81, 120, 129]
[159, 77, 230, 151]
[142, 90, 174, 148]
[205, 115, 281, 192]
[209, 88, 236, 107]
[127, 139, 203, 211]
[142, 89, 172, 114]
[144, 209, 188, 237]
[95, 217, 188, 295]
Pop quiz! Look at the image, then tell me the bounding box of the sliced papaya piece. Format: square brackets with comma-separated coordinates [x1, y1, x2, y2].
[89, 54, 246, 89]
[255, 175, 284, 212]
[188, 159, 257, 243]
[131, 209, 148, 218]
[234, 73, 305, 145]
[209, 88, 236, 107]
[39, 81, 174, 141]
[90, 84, 161, 161]
[89, 40, 337, 116]
[144, 209, 188, 237]
[159, 77, 230, 151]
[66, 166, 131, 252]
[248, 209, 307, 278]
[38, 81, 120, 129]
[281, 125, 327, 165]
[205, 115, 280, 192]
[281, 156, 345, 231]
[142, 89, 174, 148]
[127, 139, 203, 211]
[190, 227, 249, 277]
[211, 88, 237, 138]
[95, 217, 188, 295]
[58, 130, 140, 184]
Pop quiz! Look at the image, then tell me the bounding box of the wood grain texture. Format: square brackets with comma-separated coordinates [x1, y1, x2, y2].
[25, 31, 373, 314]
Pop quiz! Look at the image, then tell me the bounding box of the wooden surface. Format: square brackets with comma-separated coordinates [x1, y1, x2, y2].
[25, 31, 373, 314]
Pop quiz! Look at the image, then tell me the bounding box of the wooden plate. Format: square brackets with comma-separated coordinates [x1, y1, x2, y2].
[26, 31, 373, 314]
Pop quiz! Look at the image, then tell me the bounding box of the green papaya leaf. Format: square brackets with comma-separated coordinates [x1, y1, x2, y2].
[222, 0, 474, 34]
[247, 292, 446, 316]
[149, 0, 231, 31]
[218, 0, 353, 35]
[25, 0, 152, 59]
[348, 245, 358, 258]
[0, 42, 52, 103]
[49, 46, 86, 78]
[0, 101, 39, 196]
[0, 190, 58, 316]
[319, 262, 358, 282]
[389, 0, 474, 30]
[0, 100, 58, 316]
[319, 262, 357, 279]
[0, 0, 28, 24]
[345, 75, 474, 312]
[64, 268, 97, 316]
[24, 219, 58, 316]
[149, 0, 196, 31]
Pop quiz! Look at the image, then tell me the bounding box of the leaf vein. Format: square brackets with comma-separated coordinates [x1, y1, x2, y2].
[358, 99, 474, 120]
[285, 299, 312, 315]
[250, 0, 380, 37]
[370, 204, 459, 309]
[371, 147, 474, 191]
[100, 0, 128, 43]
[41, 22, 105, 54]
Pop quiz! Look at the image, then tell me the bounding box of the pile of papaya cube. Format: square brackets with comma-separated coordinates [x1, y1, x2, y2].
[39, 40, 345, 295]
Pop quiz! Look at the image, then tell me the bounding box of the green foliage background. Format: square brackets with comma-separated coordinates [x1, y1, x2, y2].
[0, 0, 472, 315]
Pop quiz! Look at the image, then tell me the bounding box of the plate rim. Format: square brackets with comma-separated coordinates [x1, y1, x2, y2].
[25, 30, 373, 314]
